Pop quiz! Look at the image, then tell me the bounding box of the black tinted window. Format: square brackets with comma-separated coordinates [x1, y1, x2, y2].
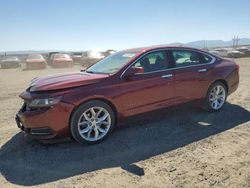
[172, 50, 212, 67]
[132, 51, 169, 73]
[200, 53, 213, 63]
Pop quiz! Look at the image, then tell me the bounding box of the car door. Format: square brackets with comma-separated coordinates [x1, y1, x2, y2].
[170, 49, 215, 104]
[120, 50, 174, 116]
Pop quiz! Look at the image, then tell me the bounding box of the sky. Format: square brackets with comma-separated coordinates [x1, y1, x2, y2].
[0, 0, 250, 52]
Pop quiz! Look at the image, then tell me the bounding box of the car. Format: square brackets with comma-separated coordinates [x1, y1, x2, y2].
[51, 54, 73, 68]
[102, 49, 117, 57]
[237, 47, 250, 57]
[0, 56, 21, 69]
[26, 54, 47, 70]
[72, 52, 83, 64]
[228, 50, 245, 58]
[16, 46, 239, 144]
[211, 48, 229, 57]
[47, 52, 59, 65]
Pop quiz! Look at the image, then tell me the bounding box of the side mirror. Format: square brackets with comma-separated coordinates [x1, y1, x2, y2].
[124, 67, 144, 80]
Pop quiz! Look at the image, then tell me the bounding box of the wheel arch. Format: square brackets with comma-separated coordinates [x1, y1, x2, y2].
[208, 79, 229, 93]
[69, 97, 119, 133]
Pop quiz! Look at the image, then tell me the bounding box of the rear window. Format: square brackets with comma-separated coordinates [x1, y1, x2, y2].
[2, 57, 18, 61]
[28, 54, 44, 59]
[53, 54, 70, 59]
[200, 53, 213, 63]
[172, 50, 213, 67]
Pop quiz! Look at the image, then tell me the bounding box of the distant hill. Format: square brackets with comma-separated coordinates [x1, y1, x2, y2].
[168, 38, 250, 48]
[0, 50, 63, 55]
[1, 38, 250, 55]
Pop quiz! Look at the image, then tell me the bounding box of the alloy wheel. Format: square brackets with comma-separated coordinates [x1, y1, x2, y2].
[77, 107, 111, 141]
[209, 85, 226, 110]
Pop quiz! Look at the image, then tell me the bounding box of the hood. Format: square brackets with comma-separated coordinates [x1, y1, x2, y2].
[29, 71, 109, 92]
[1, 59, 20, 63]
[26, 59, 46, 63]
[53, 58, 72, 61]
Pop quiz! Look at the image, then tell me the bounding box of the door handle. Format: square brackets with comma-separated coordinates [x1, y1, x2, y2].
[162, 74, 173, 78]
[198, 68, 207, 73]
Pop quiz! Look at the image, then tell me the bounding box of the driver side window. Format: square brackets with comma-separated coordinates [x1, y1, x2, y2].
[132, 51, 169, 73]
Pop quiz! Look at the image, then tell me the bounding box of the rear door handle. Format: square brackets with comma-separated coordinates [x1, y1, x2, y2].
[162, 74, 173, 78]
[198, 68, 207, 73]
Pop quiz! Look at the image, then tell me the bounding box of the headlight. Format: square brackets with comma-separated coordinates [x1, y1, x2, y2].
[28, 96, 62, 108]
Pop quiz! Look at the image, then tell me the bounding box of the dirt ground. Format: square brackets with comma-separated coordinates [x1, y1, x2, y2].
[0, 58, 249, 188]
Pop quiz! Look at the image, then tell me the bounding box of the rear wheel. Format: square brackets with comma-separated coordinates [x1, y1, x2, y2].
[70, 100, 115, 144]
[204, 82, 227, 112]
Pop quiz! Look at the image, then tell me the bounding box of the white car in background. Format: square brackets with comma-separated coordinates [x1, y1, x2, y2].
[228, 50, 244, 58]
[213, 48, 229, 57]
[0, 56, 21, 69]
[237, 47, 250, 56]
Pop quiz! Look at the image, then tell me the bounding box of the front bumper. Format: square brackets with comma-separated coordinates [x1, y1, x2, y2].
[16, 101, 75, 140]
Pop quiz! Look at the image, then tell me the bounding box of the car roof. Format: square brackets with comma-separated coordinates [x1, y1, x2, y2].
[122, 45, 204, 53]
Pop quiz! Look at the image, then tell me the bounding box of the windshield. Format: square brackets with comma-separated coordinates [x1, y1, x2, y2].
[53, 54, 70, 59]
[86, 52, 137, 74]
[2, 56, 18, 61]
[28, 54, 44, 59]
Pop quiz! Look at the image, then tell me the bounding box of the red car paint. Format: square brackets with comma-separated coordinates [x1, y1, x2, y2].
[16, 46, 239, 140]
[26, 55, 47, 70]
[51, 54, 74, 68]
[30, 72, 109, 92]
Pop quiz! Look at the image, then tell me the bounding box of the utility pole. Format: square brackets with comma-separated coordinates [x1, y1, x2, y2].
[232, 36, 240, 48]
[236, 36, 240, 48]
[232, 36, 235, 48]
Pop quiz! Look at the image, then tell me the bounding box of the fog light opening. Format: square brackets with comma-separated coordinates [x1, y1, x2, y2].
[30, 127, 53, 136]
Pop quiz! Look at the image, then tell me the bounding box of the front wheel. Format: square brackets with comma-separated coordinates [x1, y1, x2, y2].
[204, 82, 227, 112]
[70, 100, 115, 145]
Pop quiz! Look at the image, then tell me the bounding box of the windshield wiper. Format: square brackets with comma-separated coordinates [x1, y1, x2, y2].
[80, 70, 94, 73]
[81, 70, 110, 75]
[86, 70, 95, 73]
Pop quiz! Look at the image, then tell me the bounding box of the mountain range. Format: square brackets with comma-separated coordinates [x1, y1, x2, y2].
[167, 38, 250, 49]
[1, 38, 250, 55]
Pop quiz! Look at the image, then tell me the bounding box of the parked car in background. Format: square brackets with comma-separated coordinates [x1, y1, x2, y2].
[79, 51, 104, 67]
[228, 50, 245, 58]
[237, 47, 250, 57]
[102, 49, 117, 57]
[16, 46, 239, 145]
[86, 51, 104, 59]
[51, 54, 73, 68]
[208, 50, 220, 56]
[0, 56, 21, 69]
[26, 54, 47, 70]
[47, 52, 59, 65]
[212, 48, 229, 57]
[72, 52, 83, 64]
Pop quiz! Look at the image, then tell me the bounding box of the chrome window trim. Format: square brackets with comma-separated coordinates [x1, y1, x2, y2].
[120, 48, 216, 78]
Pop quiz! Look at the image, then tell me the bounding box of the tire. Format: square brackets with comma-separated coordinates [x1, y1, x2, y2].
[204, 82, 227, 112]
[70, 100, 115, 145]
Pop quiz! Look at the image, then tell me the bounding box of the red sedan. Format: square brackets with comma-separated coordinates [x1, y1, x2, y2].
[51, 54, 73, 68]
[16, 46, 239, 144]
[26, 54, 47, 70]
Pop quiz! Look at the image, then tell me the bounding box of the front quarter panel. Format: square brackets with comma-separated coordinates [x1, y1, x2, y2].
[62, 75, 124, 118]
